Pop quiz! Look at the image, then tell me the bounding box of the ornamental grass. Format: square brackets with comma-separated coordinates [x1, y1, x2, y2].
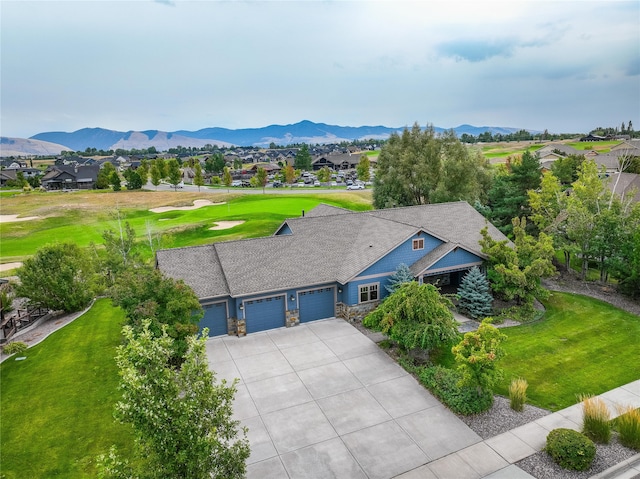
[615, 405, 640, 450]
[509, 377, 528, 412]
[580, 394, 611, 444]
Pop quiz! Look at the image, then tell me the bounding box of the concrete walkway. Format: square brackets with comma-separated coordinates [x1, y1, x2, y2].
[396, 379, 640, 479]
[206, 319, 640, 479]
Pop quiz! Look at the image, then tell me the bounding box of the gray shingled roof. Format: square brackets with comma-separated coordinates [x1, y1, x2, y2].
[409, 242, 458, 276]
[302, 204, 351, 217]
[156, 201, 508, 299]
[156, 244, 229, 299]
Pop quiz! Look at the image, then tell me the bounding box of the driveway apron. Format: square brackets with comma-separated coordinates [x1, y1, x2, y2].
[205, 318, 482, 479]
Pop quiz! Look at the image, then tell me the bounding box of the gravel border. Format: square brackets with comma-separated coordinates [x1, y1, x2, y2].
[458, 395, 550, 439]
[516, 439, 638, 479]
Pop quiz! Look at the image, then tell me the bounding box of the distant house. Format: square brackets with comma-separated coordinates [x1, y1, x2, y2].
[0, 170, 16, 186]
[156, 202, 508, 338]
[606, 172, 640, 204]
[311, 153, 361, 171]
[41, 165, 100, 190]
[580, 134, 611, 142]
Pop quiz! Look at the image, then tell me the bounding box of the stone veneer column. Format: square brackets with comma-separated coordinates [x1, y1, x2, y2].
[286, 309, 299, 327]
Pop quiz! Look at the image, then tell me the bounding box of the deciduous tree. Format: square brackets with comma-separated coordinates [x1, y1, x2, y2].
[363, 282, 458, 354]
[284, 164, 296, 184]
[98, 321, 250, 479]
[110, 265, 202, 362]
[356, 155, 371, 182]
[222, 166, 232, 190]
[373, 124, 492, 209]
[452, 319, 506, 397]
[193, 162, 204, 191]
[16, 243, 97, 313]
[480, 217, 555, 306]
[166, 159, 182, 190]
[149, 162, 162, 190]
[255, 166, 268, 193]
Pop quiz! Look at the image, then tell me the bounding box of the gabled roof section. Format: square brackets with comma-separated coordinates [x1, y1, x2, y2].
[304, 203, 352, 218]
[409, 242, 458, 276]
[156, 244, 229, 299]
[368, 201, 501, 257]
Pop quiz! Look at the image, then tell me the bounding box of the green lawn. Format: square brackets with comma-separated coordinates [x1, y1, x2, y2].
[566, 140, 621, 153]
[494, 292, 640, 410]
[0, 191, 372, 262]
[0, 299, 135, 479]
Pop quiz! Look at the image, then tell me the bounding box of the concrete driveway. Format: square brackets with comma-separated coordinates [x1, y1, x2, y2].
[205, 318, 482, 479]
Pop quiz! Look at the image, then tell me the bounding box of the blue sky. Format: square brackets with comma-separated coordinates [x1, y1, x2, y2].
[1, 0, 639, 138]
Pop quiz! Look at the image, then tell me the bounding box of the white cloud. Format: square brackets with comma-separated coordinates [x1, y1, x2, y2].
[1, 0, 638, 137]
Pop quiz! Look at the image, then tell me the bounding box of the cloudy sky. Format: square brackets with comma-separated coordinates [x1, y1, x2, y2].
[2, 0, 638, 138]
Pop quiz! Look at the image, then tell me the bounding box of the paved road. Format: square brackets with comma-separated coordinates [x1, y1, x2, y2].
[149, 181, 368, 195]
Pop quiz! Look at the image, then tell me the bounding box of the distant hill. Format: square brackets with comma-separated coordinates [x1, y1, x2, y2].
[19, 121, 529, 154]
[0, 137, 72, 157]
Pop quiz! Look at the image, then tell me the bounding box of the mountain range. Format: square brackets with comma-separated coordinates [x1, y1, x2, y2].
[1, 121, 526, 156]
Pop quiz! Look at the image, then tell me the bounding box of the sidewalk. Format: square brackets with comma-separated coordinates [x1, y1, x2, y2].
[395, 379, 640, 478]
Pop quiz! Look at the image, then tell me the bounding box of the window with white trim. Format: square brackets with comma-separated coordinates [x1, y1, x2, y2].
[412, 238, 424, 250]
[359, 283, 379, 303]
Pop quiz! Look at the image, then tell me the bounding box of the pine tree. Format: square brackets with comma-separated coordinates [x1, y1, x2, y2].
[457, 266, 493, 319]
[385, 263, 414, 293]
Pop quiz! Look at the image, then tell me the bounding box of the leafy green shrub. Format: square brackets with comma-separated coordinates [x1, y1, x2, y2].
[615, 405, 640, 451]
[545, 428, 595, 471]
[509, 378, 528, 412]
[417, 365, 493, 415]
[363, 282, 458, 354]
[580, 394, 611, 443]
[2, 341, 28, 355]
[452, 319, 506, 397]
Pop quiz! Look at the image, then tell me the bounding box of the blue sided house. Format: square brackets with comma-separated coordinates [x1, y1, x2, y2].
[155, 201, 508, 337]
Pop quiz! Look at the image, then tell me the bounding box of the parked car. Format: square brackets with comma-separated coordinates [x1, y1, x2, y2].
[313, 180, 320, 187]
[347, 183, 365, 190]
[231, 180, 242, 187]
[330, 181, 338, 187]
[272, 181, 283, 188]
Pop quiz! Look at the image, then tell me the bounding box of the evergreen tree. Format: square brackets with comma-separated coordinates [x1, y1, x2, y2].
[294, 144, 312, 171]
[385, 263, 414, 293]
[456, 267, 493, 319]
[110, 171, 121, 191]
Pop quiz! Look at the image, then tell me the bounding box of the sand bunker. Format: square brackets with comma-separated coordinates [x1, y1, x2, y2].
[0, 214, 40, 223]
[209, 221, 245, 230]
[150, 199, 225, 213]
[0, 262, 22, 272]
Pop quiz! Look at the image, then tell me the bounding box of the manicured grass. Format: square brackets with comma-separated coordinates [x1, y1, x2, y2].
[494, 292, 640, 411]
[0, 299, 135, 479]
[0, 190, 372, 261]
[566, 140, 621, 152]
[480, 143, 544, 161]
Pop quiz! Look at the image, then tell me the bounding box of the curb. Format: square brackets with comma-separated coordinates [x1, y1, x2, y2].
[589, 453, 640, 479]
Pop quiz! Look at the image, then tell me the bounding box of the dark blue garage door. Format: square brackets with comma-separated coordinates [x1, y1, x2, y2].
[200, 302, 228, 337]
[299, 287, 335, 323]
[244, 296, 286, 333]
